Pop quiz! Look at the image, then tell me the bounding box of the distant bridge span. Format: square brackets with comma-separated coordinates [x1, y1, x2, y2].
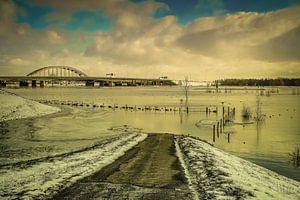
[27, 66, 88, 77]
[0, 66, 176, 87]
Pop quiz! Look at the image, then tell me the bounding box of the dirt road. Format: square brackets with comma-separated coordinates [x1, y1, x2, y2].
[52, 134, 193, 199]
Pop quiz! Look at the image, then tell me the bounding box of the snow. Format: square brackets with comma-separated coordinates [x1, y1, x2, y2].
[175, 141, 199, 200]
[0, 133, 147, 199]
[195, 119, 218, 127]
[0, 90, 60, 122]
[175, 136, 300, 200]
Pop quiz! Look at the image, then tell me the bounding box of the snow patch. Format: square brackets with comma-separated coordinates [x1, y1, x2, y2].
[175, 140, 199, 200]
[0, 133, 147, 199]
[0, 90, 60, 122]
[176, 136, 300, 200]
[195, 119, 218, 127]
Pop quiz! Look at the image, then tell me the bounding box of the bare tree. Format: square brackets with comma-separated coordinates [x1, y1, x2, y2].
[182, 76, 190, 113]
[254, 95, 265, 121]
[183, 76, 189, 103]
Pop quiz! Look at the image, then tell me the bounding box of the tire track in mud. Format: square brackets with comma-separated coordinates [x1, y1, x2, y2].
[53, 134, 193, 200]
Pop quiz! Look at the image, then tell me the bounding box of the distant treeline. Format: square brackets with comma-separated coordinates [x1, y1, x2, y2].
[218, 78, 300, 86]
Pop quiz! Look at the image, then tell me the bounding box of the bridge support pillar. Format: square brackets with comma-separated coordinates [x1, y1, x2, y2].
[40, 81, 45, 88]
[108, 81, 114, 87]
[132, 80, 136, 86]
[32, 80, 37, 88]
[0, 81, 6, 88]
[99, 81, 105, 87]
[19, 81, 29, 87]
[85, 80, 95, 87]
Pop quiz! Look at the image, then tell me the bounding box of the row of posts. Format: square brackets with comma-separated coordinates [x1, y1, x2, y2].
[38, 99, 218, 113]
[212, 106, 236, 143]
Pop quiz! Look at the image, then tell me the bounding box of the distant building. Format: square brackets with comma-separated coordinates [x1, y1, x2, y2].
[174, 80, 213, 86]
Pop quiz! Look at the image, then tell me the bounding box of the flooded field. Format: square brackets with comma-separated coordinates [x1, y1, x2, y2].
[1, 86, 300, 181]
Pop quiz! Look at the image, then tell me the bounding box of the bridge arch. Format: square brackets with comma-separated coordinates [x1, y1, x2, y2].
[27, 66, 88, 77]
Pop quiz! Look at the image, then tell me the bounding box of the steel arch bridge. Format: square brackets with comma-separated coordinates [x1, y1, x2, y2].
[27, 66, 88, 77]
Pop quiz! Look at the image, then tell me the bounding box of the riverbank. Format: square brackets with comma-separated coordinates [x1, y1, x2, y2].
[0, 89, 60, 122]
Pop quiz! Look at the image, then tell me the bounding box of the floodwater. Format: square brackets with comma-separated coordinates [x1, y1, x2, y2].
[1, 86, 300, 181]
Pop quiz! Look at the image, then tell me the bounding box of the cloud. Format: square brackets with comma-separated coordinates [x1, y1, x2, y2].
[85, 15, 182, 65]
[0, 0, 16, 36]
[43, 29, 67, 44]
[1, 1, 300, 79]
[28, 0, 164, 22]
[82, 5, 300, 79]
[177, 5, 300, 60]
[8, 58, 31, 66]
[114, 12, 141, 29]
[251, 25, 300, 61]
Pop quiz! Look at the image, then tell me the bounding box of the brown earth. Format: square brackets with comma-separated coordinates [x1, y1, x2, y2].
[52, 133, 193, 200]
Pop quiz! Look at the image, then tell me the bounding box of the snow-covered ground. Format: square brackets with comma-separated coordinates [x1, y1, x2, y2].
[0, 133, 147, 199]
[175, 136, 300, 200]
[0, 90, 60, 122]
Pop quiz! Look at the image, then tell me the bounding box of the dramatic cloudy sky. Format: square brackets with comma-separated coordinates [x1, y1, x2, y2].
[0, 0, 300, 80]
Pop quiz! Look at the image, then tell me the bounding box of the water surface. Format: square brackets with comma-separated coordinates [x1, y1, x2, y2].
[2, 86, 300, 180]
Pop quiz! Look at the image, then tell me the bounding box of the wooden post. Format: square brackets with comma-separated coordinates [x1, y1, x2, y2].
[222, 106, 225, 117]
[213, 125, 216, 142]
[217, 122, 219, 138]
[297, 148, 299, 167]
[228, 133, 230, 143]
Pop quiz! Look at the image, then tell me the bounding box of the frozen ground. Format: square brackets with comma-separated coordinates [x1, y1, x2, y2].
[0, 90, 60, 122]
[0, 133, 147, 199]
[176, 136, 300, 200]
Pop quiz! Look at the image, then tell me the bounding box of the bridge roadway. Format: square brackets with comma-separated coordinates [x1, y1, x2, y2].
[0, 76, 176, 87]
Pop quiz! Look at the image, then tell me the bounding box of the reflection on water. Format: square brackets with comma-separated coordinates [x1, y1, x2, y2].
[2, 86, 300, 181]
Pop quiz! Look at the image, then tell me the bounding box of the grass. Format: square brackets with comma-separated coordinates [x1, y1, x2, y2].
[241, 103, 252, 119]
[289, 147, 300, 167]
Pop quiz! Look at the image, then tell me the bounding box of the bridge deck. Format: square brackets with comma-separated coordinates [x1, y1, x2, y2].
[0, 76, 171, 82]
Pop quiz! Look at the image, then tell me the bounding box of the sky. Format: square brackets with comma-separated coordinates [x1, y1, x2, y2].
[0, 0, 300, 80]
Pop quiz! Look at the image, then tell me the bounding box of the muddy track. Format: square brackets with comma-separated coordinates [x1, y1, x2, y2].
[52, 133, 193, 200]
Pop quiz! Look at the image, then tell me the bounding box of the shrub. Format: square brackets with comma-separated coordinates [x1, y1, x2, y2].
[241, 103, 252, 119]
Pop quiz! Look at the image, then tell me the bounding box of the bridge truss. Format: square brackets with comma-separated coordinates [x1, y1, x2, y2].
[27, 66, 88, 77]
